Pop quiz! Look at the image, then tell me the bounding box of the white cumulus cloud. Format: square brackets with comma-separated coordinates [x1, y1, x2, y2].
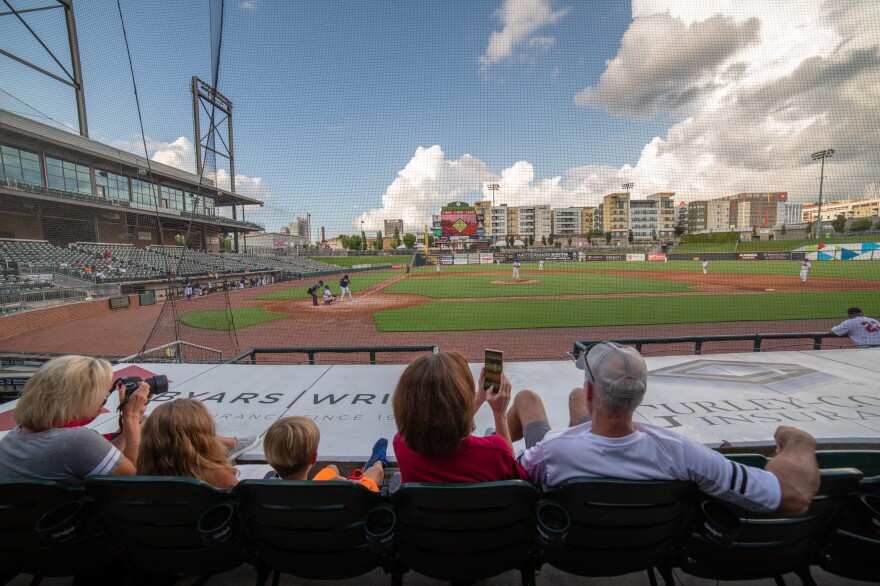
[480, 0, 569, 69]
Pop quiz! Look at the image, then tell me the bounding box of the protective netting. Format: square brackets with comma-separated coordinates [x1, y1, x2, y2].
[1, 1, 880, 364]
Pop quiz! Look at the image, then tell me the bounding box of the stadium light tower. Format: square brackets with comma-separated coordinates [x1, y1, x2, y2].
[622, 182, 633, 194]
[811, 149, 834, 239]
[488, 183, 499, 237]
[361, 220, 365, 251]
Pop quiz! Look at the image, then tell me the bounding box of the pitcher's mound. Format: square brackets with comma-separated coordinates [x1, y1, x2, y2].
[490, 279, 539, 285]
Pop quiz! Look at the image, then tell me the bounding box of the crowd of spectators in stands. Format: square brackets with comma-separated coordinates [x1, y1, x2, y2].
[175, 274, 275, 300]
[0, 346, 820, 517]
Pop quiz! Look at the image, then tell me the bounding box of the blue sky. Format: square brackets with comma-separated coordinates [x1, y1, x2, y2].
[2, 0, 879, 237]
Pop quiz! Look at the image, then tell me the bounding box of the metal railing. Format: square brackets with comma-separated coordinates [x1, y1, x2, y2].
[227, 345, 439, 365]
[117, 341, 224, 364]
[572, 333, 840, 358]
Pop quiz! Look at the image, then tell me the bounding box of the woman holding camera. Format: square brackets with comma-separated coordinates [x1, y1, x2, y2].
[137, 399, 238, 489]
[392, 351, 526, 484]
[0, 355, 149, 485]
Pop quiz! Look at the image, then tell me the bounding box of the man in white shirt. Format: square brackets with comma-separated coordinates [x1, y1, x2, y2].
[506, 341, 819, 515]
[831, 307, 880, 348]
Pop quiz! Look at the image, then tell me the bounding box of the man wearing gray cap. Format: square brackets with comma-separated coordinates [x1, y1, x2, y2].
[830, 307, 880, 348]
[506, 341, 820, 515]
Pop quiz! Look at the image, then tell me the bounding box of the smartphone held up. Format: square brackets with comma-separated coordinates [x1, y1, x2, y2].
[484, 349, 503, 393]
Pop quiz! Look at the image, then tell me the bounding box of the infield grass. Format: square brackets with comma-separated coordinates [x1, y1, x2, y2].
[181, 307, 289, 331]
[374, 291, 880, 332]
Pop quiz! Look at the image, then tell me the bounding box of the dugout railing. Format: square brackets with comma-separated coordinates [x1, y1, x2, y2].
[572, 332, 839, 358]
[226, 345, 439, 366]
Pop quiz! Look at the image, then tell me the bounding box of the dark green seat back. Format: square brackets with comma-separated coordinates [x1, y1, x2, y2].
[234, 479, 381, 580]
[679, 468, 863, 581]
[544, 478, 697, 577]
[391, 481, 539, 582]
[0, 479, 108, 578]
[816, 450, 880, 482]
[85, 476, 244, 577]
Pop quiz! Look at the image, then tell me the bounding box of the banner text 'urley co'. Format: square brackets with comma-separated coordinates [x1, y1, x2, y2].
[641, 394, 880, 428]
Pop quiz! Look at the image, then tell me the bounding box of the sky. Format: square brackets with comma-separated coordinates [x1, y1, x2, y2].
[1, 0, 879, 237]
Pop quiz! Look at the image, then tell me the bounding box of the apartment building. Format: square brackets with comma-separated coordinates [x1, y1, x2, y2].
[581, 207, 595, 234]
[603, 193, 630, 239]
[490, 205, 510, 237]
[552, 207, 582, 235]
[688, 201, 708, 233]
[647, 193, 675, 239]
[518, 205, 551, 240]
[802, 199, 880, 222]
[474, 200, 492, 235]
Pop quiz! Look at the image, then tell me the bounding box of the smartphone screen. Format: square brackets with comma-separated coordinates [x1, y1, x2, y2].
[484, 349, 503, 392]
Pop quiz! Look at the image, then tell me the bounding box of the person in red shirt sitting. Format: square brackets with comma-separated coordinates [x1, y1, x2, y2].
[392, 351, 526, 483]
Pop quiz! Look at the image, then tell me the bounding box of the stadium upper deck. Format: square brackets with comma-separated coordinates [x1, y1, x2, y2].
[0, 109, 263, 251]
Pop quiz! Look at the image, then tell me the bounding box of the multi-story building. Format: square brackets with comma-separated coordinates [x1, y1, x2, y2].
[593, 204, 604, 232]
[552, 207, 582, 235]
[707, 199, 730, 231]
[675, 201, 688, 230]
[629, 199, 657, 240]
[728, 193, 787, 229]
[802, 199, 880, 222]
[647, 193, 675, 239]
[603, 193, 630, 239]
[517, 205, 551, 240]
[688, 201, 708, 233]
[506, 206, 519, 236]
[865, 180, 880, 199]
[383, 219, 403, 236]
[581, 207, 595, 234]
[490, 205, 509, 238]
[776, 203, 803, 227]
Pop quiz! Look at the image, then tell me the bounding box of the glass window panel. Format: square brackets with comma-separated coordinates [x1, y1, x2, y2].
[24, 170, 42, 183]
[62, 161, 75, 170]
[48, 175, 64, 188]
[20, 150, 39, 163]
[1, 145, 16, 156]
[21, 158, 41, 171]
[4, 165, 23, 180]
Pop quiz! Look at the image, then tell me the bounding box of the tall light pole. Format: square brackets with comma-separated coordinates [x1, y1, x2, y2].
[361, 220, 365, 251]
[621, 182, 633, 194]
[487, 183, 500, 238]
[811, 149, 834, 239]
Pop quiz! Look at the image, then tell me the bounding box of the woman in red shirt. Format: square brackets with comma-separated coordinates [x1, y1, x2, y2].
[392, 351, 526, 483]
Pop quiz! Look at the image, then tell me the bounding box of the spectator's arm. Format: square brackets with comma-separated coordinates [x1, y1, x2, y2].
[765, 426, 819, 516]
[486, 373, 513, 451]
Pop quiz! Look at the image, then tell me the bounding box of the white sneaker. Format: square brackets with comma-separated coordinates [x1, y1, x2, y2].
[227, 436, 259, 461]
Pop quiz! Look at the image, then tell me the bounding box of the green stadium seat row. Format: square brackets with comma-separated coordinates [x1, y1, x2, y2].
[1, 455, 877, 585]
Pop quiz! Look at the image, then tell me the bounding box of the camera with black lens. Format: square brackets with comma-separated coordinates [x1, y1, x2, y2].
[113, 375, 169, 408]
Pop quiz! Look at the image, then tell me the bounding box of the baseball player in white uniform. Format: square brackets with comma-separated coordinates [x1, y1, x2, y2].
[831, 307, 880, 347]
[538, 260, 544, 271]
[512, 260, 520, 280]
[436, 260, 441, 273]
[702, 260, 708, 275]
[800, 260, 811, 284]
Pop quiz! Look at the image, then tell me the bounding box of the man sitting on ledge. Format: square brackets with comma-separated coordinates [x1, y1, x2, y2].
[506, 341, 820, 516]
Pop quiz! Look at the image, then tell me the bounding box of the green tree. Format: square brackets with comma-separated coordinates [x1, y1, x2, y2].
[548, 234, 555, 245]
[805, 221, 814, 238]
[851, 217, 872, 232]
[567, 237, 573, 246]
[541, 235, 547, 245]
[780, 223, 787, 236]
[339, 235, 350, 249]
[605, 231, 612, 244]
[393, 227, 400, 241]
[831, 213, 847, 233]
[586, 232, 592, 244]
[651, 228, 657, 242]
[390, 236, 400, 249]
[347, 235, 362, 251]
[427, 234, 435, 247]
[674, 225, 685, 237]
[402, 233, 417, 248]
[361, 231, 367, 250]
[751, 226, 758, 238]
[628, 230, 634, 244]
[528, 235, 535, 246]
[507, 235, 515, 247]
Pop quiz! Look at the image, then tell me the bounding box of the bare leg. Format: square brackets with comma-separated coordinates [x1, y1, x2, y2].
[507, 390, 548, 442]
[569, 387, 589, 427]
[364, 462, 384, 486]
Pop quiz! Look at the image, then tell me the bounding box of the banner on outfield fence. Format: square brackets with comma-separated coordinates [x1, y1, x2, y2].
[479, 253, 494, 264]
[441, 255, 454, 265]
[453, 257, 468, 265]
[581, 254, 625, 261]
[502, 251, 575, 261]
[648, 254, 667, 261]
[626, 253, 646, 261]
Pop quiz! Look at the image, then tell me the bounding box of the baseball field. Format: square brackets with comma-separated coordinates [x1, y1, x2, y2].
[3, 258, 877, 362]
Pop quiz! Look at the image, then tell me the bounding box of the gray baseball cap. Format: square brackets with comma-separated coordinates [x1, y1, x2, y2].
[575, 342, 648, 399]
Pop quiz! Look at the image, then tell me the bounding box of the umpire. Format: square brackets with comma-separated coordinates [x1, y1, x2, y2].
[307, 280, 323, 306]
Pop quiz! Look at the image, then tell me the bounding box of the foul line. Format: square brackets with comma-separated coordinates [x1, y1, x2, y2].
[354, 273, 408, 302]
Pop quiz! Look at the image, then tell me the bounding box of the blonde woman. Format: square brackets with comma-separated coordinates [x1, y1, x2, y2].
[138, 399, 238, 489]
[0, 355, 149, 485]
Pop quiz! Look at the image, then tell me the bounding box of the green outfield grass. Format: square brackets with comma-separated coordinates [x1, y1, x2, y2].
[383, 272, 691, 298]
[252, 269, 403, 300]
[310, 255, 412, 267]
[674, 236, 880, 254]
[373, 291, 880, 332]
[180, 307, 289, 331]
[417, 260, 880, 280]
